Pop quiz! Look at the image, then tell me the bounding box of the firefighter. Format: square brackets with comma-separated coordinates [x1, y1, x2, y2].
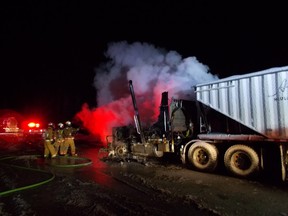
[43, 122, 57, 158]
[54, 122, 65, 155]
[62, 121, 79, 156]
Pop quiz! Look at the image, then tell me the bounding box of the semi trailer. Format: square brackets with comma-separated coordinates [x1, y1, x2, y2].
[105, 66, 288, 182]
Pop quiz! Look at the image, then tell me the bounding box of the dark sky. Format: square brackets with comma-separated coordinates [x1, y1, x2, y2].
[1, 1, 288, 123]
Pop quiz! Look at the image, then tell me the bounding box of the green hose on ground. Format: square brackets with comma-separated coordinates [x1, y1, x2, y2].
[0, 154, 93, 197]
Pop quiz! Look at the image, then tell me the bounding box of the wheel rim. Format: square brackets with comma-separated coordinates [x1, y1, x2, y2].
[116, 146, 127, 158]
[194, 148, 209, 165]
[231, 152, 251, 170]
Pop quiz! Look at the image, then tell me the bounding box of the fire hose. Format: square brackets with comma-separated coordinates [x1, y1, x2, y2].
[0, 155, 92, 197]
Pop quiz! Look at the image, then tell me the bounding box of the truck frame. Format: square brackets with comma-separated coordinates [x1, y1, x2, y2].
[105, 66, 288, 182]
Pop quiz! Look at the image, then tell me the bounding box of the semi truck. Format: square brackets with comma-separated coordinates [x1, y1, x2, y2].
[105, 66, 288, 182]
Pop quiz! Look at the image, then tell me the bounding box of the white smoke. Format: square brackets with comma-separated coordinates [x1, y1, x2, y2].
[76, 41, 218, 142]
[94, 41, 218, 107]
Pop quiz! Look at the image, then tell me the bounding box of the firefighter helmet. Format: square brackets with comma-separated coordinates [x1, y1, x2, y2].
[65, 121, 71, 126]
[58, 122, 64, 128]
[48, 122, 55, 128]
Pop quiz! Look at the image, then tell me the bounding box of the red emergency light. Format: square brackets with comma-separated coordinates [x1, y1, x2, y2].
[27, 122, 40, 128]
[21, 119, 43, 133]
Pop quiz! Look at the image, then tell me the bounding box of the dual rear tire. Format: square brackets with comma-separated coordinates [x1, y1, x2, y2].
[224, 144, 259, 177]
[187, 142, 260, 178]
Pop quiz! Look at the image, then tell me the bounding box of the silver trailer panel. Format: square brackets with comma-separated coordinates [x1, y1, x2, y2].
[195, 66, 288, 139]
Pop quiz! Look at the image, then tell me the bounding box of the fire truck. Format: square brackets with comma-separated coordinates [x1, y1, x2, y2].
[0, 116, 24, 143]
[106, 66, 288, 182]
[0, 114, 44, 144]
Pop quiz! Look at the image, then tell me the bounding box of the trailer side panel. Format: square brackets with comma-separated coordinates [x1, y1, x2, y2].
[196, 67, 288, 139]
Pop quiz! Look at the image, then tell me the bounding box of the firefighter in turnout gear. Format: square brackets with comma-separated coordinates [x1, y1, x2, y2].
[54, 122, 65, 155]
[43, 122, 57, 158]
[62, 121, 79, 156]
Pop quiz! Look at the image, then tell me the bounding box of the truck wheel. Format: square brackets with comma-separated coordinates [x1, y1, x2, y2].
[115, 145, 128, 158]
[224, 145, 259, 177]
[187, 142, 218, 172]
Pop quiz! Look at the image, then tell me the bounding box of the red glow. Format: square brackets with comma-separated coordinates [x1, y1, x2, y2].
[75, 102, 132, 145]
[75, 94, 161, 145]
[74, 80, 172, 146]
[21, 120, 42, 131]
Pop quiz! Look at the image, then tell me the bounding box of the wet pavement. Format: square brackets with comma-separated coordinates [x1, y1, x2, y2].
[1, 136, 288, 215]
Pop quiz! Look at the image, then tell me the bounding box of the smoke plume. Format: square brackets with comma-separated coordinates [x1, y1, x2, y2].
[75, 41, 218, 144]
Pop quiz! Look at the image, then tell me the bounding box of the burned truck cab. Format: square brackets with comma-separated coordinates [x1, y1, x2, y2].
[106, 80, 198, 162]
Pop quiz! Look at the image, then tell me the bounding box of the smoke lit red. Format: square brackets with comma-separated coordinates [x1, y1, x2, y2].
[75, 92, 160, 145]
[75, 41, 217, 145]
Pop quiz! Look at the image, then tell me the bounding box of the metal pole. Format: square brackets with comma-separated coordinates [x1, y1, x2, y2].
[128, 80, 146, 144]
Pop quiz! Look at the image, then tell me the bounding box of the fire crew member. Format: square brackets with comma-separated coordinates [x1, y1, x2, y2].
[43, 122, 57, 158]
[54, 122, 65, 155]
[62, 121, 79, 156]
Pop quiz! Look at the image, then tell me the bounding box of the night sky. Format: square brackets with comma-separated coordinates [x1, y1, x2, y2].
[1, 1, 288, 124]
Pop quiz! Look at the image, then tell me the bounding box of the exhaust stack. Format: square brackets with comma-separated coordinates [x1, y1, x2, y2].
[128, 80, 146, 144]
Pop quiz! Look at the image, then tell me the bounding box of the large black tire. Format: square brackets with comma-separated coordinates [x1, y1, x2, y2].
[224, 144, 259, 178]
[187, 141, 219, 172]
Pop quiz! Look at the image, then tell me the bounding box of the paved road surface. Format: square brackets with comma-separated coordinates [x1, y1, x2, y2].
[1, 136, 288, 215]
